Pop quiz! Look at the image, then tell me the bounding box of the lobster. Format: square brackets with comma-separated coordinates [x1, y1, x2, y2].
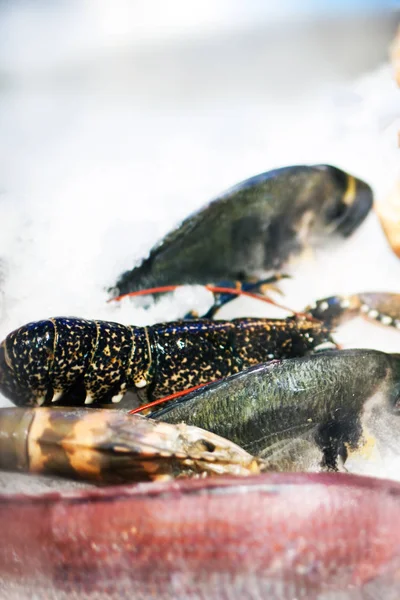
[0, 314, 336, 408]
[1, 290, 400, 410]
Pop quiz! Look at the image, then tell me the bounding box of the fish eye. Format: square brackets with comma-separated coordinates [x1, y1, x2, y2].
[324, 200, 348, 224]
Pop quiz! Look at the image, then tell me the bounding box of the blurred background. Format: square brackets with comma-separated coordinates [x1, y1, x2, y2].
[0, 0, 399, 337]
[1, 1, 399, 101]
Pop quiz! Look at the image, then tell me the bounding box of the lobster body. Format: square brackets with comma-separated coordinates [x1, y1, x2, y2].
[0, 315, 334, 407]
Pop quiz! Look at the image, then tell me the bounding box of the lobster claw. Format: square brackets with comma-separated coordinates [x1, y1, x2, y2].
[305, 292, 400, 330]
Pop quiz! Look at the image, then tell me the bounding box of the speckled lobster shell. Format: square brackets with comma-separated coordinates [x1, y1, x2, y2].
[1, 472, 400, 599]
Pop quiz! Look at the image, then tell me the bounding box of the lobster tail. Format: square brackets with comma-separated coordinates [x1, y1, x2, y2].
[0, 320, 55, 406]
[0, 318, 98, 406]
[0, 318, 151, 408]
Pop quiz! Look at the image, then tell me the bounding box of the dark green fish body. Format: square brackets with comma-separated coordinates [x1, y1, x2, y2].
[152, 349, 400, 470]
[114, 165, 373, 295]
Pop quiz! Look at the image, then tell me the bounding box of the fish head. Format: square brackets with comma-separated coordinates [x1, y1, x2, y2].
[311, 164, 373, 239]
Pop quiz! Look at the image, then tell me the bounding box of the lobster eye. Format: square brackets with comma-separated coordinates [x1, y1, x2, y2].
[201, 440, 216, 453]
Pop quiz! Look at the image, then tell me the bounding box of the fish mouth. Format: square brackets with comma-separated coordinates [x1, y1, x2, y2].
[335, 179, 373, 238]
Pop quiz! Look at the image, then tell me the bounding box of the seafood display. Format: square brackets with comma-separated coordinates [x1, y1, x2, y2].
[2, 473, 400, 599]
[2, 162, 400, 600]
[113, 164, 373, 296]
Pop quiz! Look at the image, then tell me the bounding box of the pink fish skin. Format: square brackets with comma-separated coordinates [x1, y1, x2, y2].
[0, 472, 400, 599]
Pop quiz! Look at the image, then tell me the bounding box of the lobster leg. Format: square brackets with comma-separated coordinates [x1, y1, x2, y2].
[187, 274, 290, 319]
[110, 276, 291, 320]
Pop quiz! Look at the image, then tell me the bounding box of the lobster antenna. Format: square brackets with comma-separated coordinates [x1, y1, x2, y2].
[110, 284, 321, 322]
[110, 283, 297, 315]
[109, 285, 179, 303]
[128, 382, 214, 415]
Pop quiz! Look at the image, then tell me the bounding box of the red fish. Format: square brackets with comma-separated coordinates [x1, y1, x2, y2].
[1, 472, 400, 599]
